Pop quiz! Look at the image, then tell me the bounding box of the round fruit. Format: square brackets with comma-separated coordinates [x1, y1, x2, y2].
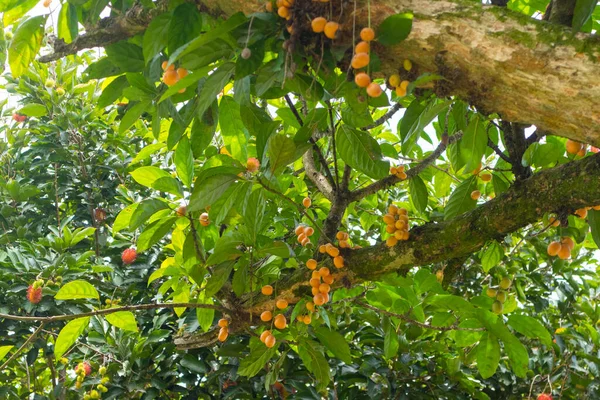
[43, 0, 52, 7]
[575, 208, 588, 219]
[389, 74, 401, 88]
[311, 17, 327, 33]
[27, 285, 42, 304]
[295, 225, 305, 236]
[480, 172, 492, 182]
[276, 299, 288, 309]
[395, 86, 407, 97]
[305, 227, 314, 236]
[366, 82, 382, 98]
[311, 287, 320, 296]
[319, 283, 331, 293]
[310, 278, 321, 287]
[303, 315, 312, 324]
[218, 327, 228, 342]
[246, 157, 260, 172]
[355, 41, 369, 53]
[302, 197, 311, 207]
[403, 59, 413, 71]
[277, 6, 290, 18]
[547, 241, 561, 256]
[274, 314, 287, 329]
[566, 139, 582, 155]
[436, 270, 444, 283]
[266, 1, 273, 12]
[260, 330, 271, 342]
[121, 248, 137, 264]
[492, 300, 503, 314]
[324, 21, 339, 39]
[496, 291, 507, 303]
[333, 255, 344, 268]
[241, 48, 252, 59]
[313, 293, 325, 306]
[561, 237, 574, 250]
[265, 334, 276, 348]
[326, 245, 339, 257]
[260, 311, 273, 321]
[319, 267, 330, 277]
[176, 68, 188, 79]
[355, 72, 371, 88]
[471, 190, 481, 200]
[323, 274, 334, 284]
[486, 288, 498, 298]
[499, 277, 512, 290]
[45, 79, 55, 88]
[218, 318, 228, 328]
[383, 214, 395, 225]
[386, 236, 398, 247]
[305, 259, 318, 270]
[351, 53, 370, 69]
[176, 206, 187, 217]
[306, 302, 315, 311]
[557, 245, 571, 260]
[261, 285, 273, 295]
[360, 27, 375, 41]
[163, 70, 179, 86]
[537, 393, 553, 400]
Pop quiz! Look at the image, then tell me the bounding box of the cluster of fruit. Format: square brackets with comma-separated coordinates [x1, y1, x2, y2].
[160, 61, 188, 92]
[565, 139, 599, 156]
[104, 298, 121, 308]
[389, 165, 407, 180]
[310, 17, 340, 40]
[486, 276, 512, 315]
[318, 238, 346, 268]
[258, 285, 290, 348]
[389, 60, 412, 97]
[574, 205, 600, 219]
[217, 318, 229, 342]
[77, 365, 109, 399]
[382, 205, 410, 247]
[295, 224, 315, 247]
[350, 28, 384, 98]
[12, 113, 26, 123]
[546, 236, 575, 260]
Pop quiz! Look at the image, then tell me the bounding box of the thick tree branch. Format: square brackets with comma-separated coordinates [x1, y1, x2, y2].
[349, 134, 462, 202]
[302, 150, 335, 201]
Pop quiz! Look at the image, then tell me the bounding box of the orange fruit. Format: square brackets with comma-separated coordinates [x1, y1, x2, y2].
[302, 197, 311, 207]
[306, 302, 315, 311]
[339, 240, 349, 248]
[383, 214, 395, 225]
[297, 233, 307, 243]
[266, 1, 273, 12]
[295, 225, 305, 236]
[313, 293, 325, 306]
[218, 318, 228, 328]
[575, 208, 588, 219]
[305, 227, 314, 236]
[277, 6, 290, 18]
[561, 237, 575, 250]
[260, 330, 271, 342]
[471, 190, 481, 200]
[303, 314, 312, 324]
[319, 267, 330, 277]
[547, 241, 561, 256]
[360, 27, 375, 41]
[326, 246, 339, 257]
[322, 292, 330, 303]
[319, 283, 331, 293]
[355, 72, 371, 88]
[265, 334, 276, 348]
[351, 53, 370, 69]
[163, 70, 179, 86]
[260, 311, 273, 321]
[395, 86, 407, 97]
[276, 299, 288, 309]
[261, 285, 273, 295]
[319, 245, 327, 253]
[355, 41, 369, 53]
[395, 220, 406, 230]
[385, 225, 396, 234]
[310, 278, 321, 287]
[306, 259, 318, 270]
[336, 231, 348, 240]
[398, 208, 408, 216]
[176, 68, 188, 79]
[565, 139, 583, 155]
[388, 205, 399, 215]
[218, 327, 228, 342]
[333, 255, 344, 268]
[480, 172, 492, 182]
[311, 270, 320, 279]
[366, 82, 382, 97]
[386, 237, 398, 247]
[301, 237, 311, 246]
[274, 314, 287, 329]
[557, 245, 571, 260]
[324, 21, 339, 39]
[311, 287, 320, 296]
[322, 274, 334, 284]
[311, 17, 327, 33]
[399, 80, 410, 90]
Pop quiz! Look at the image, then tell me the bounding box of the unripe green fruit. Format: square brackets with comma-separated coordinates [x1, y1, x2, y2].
[99, 366, 106, 375]
[492, 300, 503, 314]
[45, 79, 55, 88]
[496, 291, 507, 303]
[97, 384, 108, 393]
[5, 31, 13, 39]
[90, 390, 100, 399]
[101, 377, 109, 384]
[77, 375, 84, 383]
[485, 288, 497, 298]
[499, 277, 512, 290]
[84, 395, 91, 400]
[56, 87, 65, 95]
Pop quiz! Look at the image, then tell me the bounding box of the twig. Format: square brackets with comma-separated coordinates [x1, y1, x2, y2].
[0, 323, 46, 371]
[187, 215, 207, 263]
[0, 302, 225, 323]
[364, 103, 403, 130]
[487, 138, 512, 163]
[326, 101, 340, 189]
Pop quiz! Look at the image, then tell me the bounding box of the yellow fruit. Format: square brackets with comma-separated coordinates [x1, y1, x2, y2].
[395, 86, 407, 97]
[486, 288, 497, 298]
[260, 311, 273, 321]
[385, 224, 396, 234]
[496, 291, 507, 303]
[395, 220, 406, 230]
[386, 237, 398, 247]
[547, 241, 561, 256]
[306, 302, 315, 311]
[311, 17, 327, 33]
[351, 53, 370, 69]
[398, 208, 408, 216]
[499, 277, 512, 290]
[319, 245, 327, 254]
[388, 205, 398, 215]
[403, 59, 412, 71]
[492, 300, 503, 314]
[389, 74, 401, 88]
[277, 6, 290, 18]
[360, 27, 375, 41]
[383, 214, 395, 225]
[324, 21, 339, 39]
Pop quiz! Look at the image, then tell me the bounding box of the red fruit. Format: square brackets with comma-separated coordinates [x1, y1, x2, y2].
[537, 394, 553, 400]
[27, 285, 42, 304]
[121, 248, 137, 264]
[77, 361, 92, 376]
[246, 157, 260, 172]
[12, 113, 26, 123]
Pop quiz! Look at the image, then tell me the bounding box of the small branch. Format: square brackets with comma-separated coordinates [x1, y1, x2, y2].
[0, 302, 225, 323]
[341, 164, 352, 192]
[0, 323, 46, 371]
[487, 138, 512, 163]
[358, 301, 484, 332]
[349, 134, 462, 202]
[364, 103, 403, 130]
[187, 215, 207, 263]
[326, 101, 340, 189]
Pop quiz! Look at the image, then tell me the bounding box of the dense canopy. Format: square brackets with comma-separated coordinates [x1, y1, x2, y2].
[0, 0, 600, 399]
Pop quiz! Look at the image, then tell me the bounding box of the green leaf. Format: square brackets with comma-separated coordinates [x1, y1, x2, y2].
[97, 76, 129, 108]
[8, 16, 45, 78]
[130, 199, 169, 230]
[105, 42, 144, 73]
[409, 175, 428, 213]
[242, 189, 266, 244]
[383, 317, 399, 359]
[501, 331, 529, 377]
[113, 203, 138, 234]
[3, 0, 37, 25]
[196, 62, 235, 118]
[376, 13, 413, 46]
[336, 125, 389, 179]
[17, 103, 47, 117]
[507, 315, 552, 347]
[401, 99, 452, 155]
[175, 136, 194, 188]
[232, 256, 249, 296]
[196, 291, 214, 332]
[444, 175, 478, 220]
[268, 134, 297, 173]
[54, 317, 90, 359]
[57, 3, 78, 44]
[143, 13, 171, 62]
[296, 339, 331, 391]
[573, 0, 597, 33]
[0, 345, 13, 361]
[55, 280, 99, 300]
[454, 319, 484, 347]
[460, 114, 487, 173]
[205, 231, 244, 265]
[137, 217, 177, 252]
[476, 333, 500, 379]
[170, 13, 247, 61]
[205, 261, 234, 297]
[130, 166, 182, 196]
[119, 100, 152, 134]
[189, 173, 238, 212]
[480, 241, 503, 273]
[219, 96, 248, 162]
[588, 209, 600, 249]
[238, 338, 278, 377]
[168, 3, 202, 54]
[313, 326, 352, 364]
[105, 311, 138, 332]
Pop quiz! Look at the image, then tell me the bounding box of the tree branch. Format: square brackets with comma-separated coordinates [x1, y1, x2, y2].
[0, 323, 46, 371]
[364, 103, 403, 130]
[349, 134, 462, 202]
[487, 138, 512, 163]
